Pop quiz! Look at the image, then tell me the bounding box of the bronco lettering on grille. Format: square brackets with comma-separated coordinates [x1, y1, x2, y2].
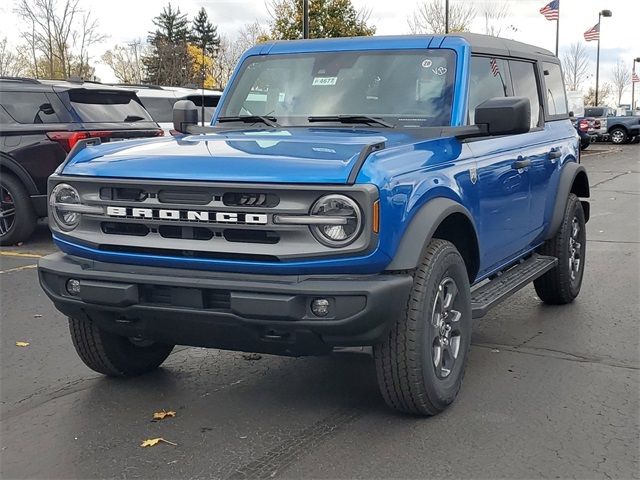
[106, 206, 268, 224]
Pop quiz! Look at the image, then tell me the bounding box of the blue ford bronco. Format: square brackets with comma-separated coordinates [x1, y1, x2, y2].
[38, 33, 590, 415]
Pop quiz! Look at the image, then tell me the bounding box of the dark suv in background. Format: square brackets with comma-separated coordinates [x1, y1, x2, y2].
[0, 77, 162, 245]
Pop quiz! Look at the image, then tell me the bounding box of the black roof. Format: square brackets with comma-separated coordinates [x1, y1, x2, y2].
[452, 32, 556, 61]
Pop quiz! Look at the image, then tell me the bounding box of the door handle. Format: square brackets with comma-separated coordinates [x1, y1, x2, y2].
[512, 158, 532, 170]
[548, 148, 562, 159]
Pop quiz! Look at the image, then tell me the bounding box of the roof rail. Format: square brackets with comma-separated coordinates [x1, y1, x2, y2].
[66, 76, 103, 84]
[0, 76, 41, 84]
[115, 83, 164, 90]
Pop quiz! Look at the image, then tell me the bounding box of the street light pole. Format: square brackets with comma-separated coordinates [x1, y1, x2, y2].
[595, 9, 612, 106]
[633, 57, 640, 111]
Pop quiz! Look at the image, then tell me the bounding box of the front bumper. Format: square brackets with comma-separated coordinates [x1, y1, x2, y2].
[38, 253, 413, 356]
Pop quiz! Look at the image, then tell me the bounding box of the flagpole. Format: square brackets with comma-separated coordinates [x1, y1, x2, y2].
[555, 1, 560, 56]
[595, 14, 602, 105]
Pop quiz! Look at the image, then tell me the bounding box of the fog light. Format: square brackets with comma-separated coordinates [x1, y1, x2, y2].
[311, 298, 330, 317]
[66, 279, 81, 296]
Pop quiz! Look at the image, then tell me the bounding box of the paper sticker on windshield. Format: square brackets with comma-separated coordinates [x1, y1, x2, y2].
[312, 76, 338, 86]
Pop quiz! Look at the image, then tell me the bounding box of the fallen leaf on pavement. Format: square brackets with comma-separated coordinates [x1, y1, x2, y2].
[140, 437, 177, 447]
[153, 410, 176, 420]
[15, 341, 30, 347]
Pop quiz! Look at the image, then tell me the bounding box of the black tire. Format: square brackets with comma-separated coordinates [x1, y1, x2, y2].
[630, 135, 640, 144]
[580, 138, 590, 150]
[609, 127, 628, 145]
[0, 172, 36, 246]
[69, 316, 174, 376]
[374, 239, 472, 416]
[534, 193, 586, 305]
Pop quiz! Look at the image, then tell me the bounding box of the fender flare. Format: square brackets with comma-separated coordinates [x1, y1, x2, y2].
[0, 154, 39, 196]
[386, 197, 479, 271]
[545, 162, 590, 240]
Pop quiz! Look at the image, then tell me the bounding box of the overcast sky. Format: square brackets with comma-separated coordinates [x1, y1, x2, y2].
[1, 0, 637, 104]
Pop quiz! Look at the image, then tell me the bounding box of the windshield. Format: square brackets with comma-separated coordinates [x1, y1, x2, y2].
[219, 49, 456, 128]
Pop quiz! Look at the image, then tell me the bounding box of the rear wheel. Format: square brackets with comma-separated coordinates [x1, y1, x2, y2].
[374, 239, 472, 416]
[534, 194, 586, 304]
[69, 316, 174, 376]
[609, 128, 628, 144]
[0, 173, 36, 246]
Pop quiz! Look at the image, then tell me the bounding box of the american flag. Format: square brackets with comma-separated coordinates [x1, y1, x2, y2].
[633, 72, 640, 83]
[539, 0, 559, 21]
[490, 58, 500, 77]
[584, 23, 600, 42]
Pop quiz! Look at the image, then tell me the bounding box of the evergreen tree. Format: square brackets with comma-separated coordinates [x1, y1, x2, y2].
[189, 7, 220, 91]
[143, 3, 191, 86]
[268, 0, 375, 40]
[191, 8, 220, 58]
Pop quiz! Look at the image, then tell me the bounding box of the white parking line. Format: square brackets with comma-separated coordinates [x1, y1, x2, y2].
[0, 264, 37, 274]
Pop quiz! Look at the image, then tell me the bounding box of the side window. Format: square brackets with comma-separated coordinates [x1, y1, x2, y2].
[468, 56, 510, 124]
[0, 91, 62, 124]
[509, 61, 541, 128]
[542, 62, 568, 116]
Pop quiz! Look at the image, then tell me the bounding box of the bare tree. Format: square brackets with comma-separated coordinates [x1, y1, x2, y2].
[611, 58, 630, 107]
[408, 0, 476, 34]
[14, 0, 105, 79]
[0, 37, 29, 77]
[102, 41, 146, 84]
[562, 42, 590, 92]
[70, 12, 107, 78]
[213, 22, 269, 89]
[481, 1, 510, 37]
[584, 83, 613, 106]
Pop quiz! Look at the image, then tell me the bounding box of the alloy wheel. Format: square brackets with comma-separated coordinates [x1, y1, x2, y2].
[431, 277, 463, 379]
[0, 186, 16, 237]
[568, 216, 582, 282]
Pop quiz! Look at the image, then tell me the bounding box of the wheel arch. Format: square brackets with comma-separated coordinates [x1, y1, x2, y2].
[385, 197, 480, 283]
[0, 153, 39, 196]
[546, 162, 590, 240]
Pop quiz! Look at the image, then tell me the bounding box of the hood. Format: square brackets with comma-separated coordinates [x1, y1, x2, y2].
[62, 128, 425, 184]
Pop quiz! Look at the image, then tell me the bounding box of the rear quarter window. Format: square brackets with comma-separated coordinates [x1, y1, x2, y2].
[509, 60, 542, 128]
[542, 62, 568, 117]
[68, 89, 153, 123]
[0, 91, 63, 124]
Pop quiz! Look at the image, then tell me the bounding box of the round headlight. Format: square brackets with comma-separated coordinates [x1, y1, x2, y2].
[50, 183, 81, 230]
[310, 194, 362, 247]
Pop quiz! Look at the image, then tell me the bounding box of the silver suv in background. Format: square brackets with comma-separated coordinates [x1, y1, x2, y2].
[124, 85, 223, 133]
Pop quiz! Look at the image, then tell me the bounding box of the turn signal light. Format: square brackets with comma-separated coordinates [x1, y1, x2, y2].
[372, 200, 380, 234]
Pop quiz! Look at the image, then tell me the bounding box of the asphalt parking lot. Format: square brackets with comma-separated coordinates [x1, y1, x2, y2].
[1, 145, 638, 479]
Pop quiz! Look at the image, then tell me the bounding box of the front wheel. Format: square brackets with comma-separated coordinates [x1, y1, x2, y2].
[534, 193, 586, 304]
[69, 316, 174, 376]
[374, 239, 472, 416]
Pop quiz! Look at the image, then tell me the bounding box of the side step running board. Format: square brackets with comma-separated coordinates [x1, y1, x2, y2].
[471, 254, 558, 319]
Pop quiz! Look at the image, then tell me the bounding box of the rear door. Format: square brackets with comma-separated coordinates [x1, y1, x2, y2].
[509, 60, 563, 244]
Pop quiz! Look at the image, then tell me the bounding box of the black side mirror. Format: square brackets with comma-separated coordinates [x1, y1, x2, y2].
[172, 100, 198, 134]
[569, 110, 574, 118]
[475, 96, 531, 136]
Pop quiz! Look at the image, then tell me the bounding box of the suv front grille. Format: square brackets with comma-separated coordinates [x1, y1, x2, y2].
[52, 178, 378, 262]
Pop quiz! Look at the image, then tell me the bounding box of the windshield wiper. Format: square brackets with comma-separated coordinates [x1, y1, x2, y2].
[307, 115, 394, 128]
[217, 115, 280, 127]
[124, 115, 145, 122]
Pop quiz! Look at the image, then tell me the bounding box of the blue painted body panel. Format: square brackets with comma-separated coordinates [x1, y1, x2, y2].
[56, 35, 579, 282]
